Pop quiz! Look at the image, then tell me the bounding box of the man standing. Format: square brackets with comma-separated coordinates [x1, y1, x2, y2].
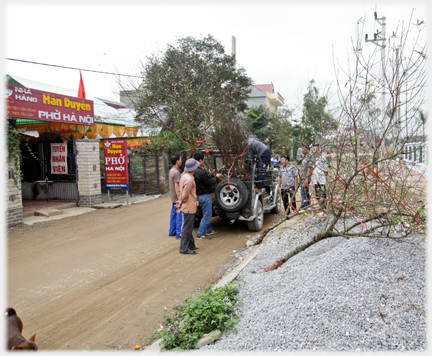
[312, 145, 328, 209]
[298, 144, 315, 211]
[176, 158, 200, 255]
[277, 155, 298, 214]
[168, 154, 182, 239]
[193, 152, 222, 239]
[248, 137, 271, 193]
[296, 147, 304, 165]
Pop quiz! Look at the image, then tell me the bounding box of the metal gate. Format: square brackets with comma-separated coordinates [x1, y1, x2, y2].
[129, 154, 160, 195]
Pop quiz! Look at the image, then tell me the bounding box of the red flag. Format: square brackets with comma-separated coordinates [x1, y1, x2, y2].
[78, 71, 86, 99]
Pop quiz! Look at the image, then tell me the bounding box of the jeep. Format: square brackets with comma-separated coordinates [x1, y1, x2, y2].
[181, 149, 281, 232]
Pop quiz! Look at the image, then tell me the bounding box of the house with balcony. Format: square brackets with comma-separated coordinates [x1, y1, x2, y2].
[245, 83, 285, 114]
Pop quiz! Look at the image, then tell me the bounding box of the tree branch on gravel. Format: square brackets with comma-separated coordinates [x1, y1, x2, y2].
[260, 12, 427, 272]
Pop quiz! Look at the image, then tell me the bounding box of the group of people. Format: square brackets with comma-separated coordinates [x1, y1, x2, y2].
[277, 144, 328, 214]
[271, 153, 281, 167]
[168, 152, 222, 255]
[167, 139, 328, 255]
[168, 137, 274, 255]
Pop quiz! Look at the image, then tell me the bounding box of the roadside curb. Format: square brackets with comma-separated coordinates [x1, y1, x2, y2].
[212, 243, 265, 289]
[21, 195, 163, 225]
[23, 207, 96, 225]
[142, 338, 164, 353]
[92, 203, 122, 209]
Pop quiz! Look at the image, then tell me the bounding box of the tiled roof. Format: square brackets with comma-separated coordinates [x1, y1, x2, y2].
[253, 83, 274, 94]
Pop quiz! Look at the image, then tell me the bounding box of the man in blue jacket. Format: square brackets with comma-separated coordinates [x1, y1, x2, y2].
[193, 152, 222, 239]
[248, 137, 271, 193]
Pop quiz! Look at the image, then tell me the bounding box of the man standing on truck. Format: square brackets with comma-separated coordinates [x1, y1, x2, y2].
[247, 137, 271, 193]
[168, 154, 183, 239]
[277, 155, 298, 214]
[176, 158, 200, 255]
[193, 152, 222, 239]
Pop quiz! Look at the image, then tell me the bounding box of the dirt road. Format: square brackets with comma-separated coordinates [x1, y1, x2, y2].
[7, 195, 284, 351]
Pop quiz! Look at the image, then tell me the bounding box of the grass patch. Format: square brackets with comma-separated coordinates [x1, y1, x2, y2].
[159, 280, 244, 350]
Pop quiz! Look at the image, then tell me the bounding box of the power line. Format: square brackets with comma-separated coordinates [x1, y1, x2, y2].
[5, 58, 142, 78]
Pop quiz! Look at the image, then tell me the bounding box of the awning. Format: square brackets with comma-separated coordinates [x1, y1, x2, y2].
[20, 130, 40, 138]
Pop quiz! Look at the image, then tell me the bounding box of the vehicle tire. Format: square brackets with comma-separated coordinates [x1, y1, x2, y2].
[215, 178, 248, 213]
[247, 201, 264, 232]
[271, 193, 282, 214]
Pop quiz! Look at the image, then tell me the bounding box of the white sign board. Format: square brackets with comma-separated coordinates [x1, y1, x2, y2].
[51, 143, 68, 174]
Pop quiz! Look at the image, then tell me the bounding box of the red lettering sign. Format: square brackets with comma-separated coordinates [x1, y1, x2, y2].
[103, 140, 129, 190]
[50, 143, 68, 174]
[5, 84, 94, 126]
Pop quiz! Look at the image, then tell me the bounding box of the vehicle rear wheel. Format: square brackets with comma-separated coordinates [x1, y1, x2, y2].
[215, 178, 248, 213]
[247, 201, 264, 232]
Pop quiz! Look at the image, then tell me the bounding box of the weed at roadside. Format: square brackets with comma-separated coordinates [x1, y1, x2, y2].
[159, 280, 244, 350]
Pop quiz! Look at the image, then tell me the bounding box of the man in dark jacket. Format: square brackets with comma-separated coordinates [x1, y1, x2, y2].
[193, 152, 222, 239]
[248, 137, 271, 193]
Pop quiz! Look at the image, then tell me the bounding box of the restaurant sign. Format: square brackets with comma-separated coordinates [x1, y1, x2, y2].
[103, 140, 129, 190]
[5, 84, 94, 126]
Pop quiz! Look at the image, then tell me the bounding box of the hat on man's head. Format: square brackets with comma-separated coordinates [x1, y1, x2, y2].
[184, 158, 199, 172]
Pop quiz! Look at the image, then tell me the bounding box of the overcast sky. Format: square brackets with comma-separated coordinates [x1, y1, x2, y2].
[2, 0, 429, 121]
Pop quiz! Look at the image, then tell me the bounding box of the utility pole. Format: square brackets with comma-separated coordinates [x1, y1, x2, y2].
[394, 46, 401, 150]
[366, 11, 386, 152]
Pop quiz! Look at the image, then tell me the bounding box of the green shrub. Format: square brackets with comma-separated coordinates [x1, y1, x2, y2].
[159, 281, 244, 350]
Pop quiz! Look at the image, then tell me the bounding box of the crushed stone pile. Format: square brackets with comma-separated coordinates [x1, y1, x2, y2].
[197, 216, 427, 352]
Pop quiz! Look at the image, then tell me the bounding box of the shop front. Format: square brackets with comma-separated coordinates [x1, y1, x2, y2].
[5, 74, 169, 225]
[6, 77, 102, 222]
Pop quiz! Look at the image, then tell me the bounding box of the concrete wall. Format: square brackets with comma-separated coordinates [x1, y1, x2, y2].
[246, 86, 267, 109]
[6, 158, 23, 226]
[246, 96, 266, 109]
[265, 97, 279, 114]
[75, 140, 102, 207]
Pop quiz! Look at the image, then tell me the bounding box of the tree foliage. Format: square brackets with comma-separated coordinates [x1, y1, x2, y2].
[243, 105, 294, 153]
[129, 35, 253, 153]
[243, 105, 271, 141]
[297, 80, 337, 147]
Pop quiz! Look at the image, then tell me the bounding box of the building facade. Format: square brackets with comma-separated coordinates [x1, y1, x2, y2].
[245, 83, 285, 114]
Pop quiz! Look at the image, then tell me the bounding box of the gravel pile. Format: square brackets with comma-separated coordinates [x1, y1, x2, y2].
[198, 216, 427, 352]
